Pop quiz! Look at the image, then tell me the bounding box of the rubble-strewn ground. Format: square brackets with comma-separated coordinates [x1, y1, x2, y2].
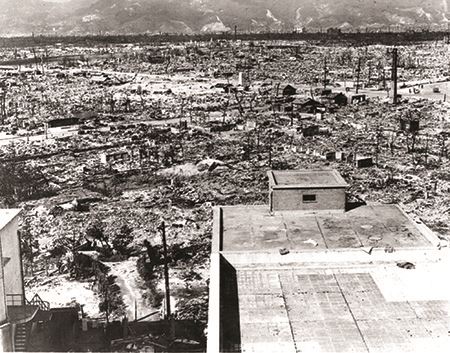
[1, 39, 449, 337]
[27, 274, 100, 317]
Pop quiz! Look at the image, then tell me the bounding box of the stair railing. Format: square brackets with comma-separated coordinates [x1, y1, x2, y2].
[25, 294, 50, 311]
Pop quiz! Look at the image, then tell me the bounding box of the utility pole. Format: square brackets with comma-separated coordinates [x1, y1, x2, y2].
[0, 89, 6, 123]
[381, 62, 386, 90]
[323, 57, 328, 90]
[392, 48, 398, 105]
[105, 285, 110, 325]
[355, 57, 361, 94]
[375, 125, 382, 165]
[32, 48, 39, 72]
[268, 130, 273, 167]
[159, 222, 171, 319]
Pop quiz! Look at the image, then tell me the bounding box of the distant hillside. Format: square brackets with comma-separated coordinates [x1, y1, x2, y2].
[1, 0, 450, 36]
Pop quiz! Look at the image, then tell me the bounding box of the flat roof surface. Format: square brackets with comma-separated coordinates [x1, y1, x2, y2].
[0, 209, 21, 231]
[270, 170, 348, 188]
[221, 205, 432, 252]
[234, 262, 449, 353]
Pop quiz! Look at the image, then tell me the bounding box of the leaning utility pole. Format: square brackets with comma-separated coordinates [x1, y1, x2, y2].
[159, 222, 171, 319]
[392, 48, 398, 105]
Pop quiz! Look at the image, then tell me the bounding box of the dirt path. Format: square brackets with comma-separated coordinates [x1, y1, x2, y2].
[106, 258, 160, 321]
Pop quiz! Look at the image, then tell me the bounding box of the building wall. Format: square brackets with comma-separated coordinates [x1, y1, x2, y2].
[0, 323, 13, 352]
[0, 234, 7, 324]
[271, 187, 345, 211]
[1, 216, 24, 297]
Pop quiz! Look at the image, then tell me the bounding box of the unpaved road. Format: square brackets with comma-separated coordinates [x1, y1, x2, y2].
[106, 259, 160, 321]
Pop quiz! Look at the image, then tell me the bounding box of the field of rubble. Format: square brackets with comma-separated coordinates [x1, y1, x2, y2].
[1, 39, 449, 334]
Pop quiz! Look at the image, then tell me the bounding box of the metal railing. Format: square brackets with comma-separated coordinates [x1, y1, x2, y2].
[6, 294, 24, 306]
[6, 293, 50, 311]
[26, 294, 50, 311]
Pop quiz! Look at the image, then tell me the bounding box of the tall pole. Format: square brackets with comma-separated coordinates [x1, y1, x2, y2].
[380, 61, 386, 90]
[105, 286, 110, 325]
[0, 91, 6, 123]
[392, 48, 398, 105]
[32, 48, 39, 71]
[160, 222, 171, 319]
[268, 130, 273, 167]
[323, 57, 327, 90]
[356, 57, 361, 94]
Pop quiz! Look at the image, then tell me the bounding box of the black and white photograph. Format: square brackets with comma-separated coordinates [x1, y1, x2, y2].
[0, 1, 449, 352]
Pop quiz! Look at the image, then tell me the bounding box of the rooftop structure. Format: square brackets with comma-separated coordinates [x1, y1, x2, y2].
[207, 170, 448, 353]
[268, 169, 348, 212]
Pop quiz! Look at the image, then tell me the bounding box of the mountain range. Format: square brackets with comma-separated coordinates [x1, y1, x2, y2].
[1, 0, 450, 36]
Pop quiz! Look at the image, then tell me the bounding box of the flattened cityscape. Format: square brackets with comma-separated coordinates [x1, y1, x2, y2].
[1, 18, 450, 353]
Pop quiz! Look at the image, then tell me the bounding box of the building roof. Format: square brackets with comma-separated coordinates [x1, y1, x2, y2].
[208, 166, 447, 353]
[232, 260, 449, 353]
[0, 209, 21, 232]
[283, 84, 296, 90]
[209, 203, 447, 353]
[292, 97, 323, 106]
[268, 169, 349, 189]
[219, 204, 434, 252]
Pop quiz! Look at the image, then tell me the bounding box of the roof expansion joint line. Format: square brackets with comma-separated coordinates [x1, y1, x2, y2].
[332, 273, 370, 353]
[315, 215, 329, 249]
[277, 273, 298, 353]
[347, 215, 365, 248]
[281, 214, 292, 248]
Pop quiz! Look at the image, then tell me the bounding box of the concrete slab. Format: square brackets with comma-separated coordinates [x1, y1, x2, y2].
[371, 265, 450, 302]
[232, 265, 449, 353]
[239, 294, 288, 324]
[292, 320, 367, 353]
[282, 214, 327, 248]
[358, 318, 449, 353]
[270, 169, 348, 187]
[212, 198, 445, 353]
[316, 215, 363, 248]
[220, 204, 433, 252]
[237, 270, 282, 295]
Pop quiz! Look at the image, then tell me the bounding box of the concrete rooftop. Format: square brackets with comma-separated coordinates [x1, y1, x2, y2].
[210, 203, 448, 353]
[234, 261, 449, 353]
[269, 170, 348, 188]
[220, 204, 433, 252]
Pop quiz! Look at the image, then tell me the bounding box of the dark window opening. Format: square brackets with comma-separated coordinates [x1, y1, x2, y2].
[303, 194, 317, 203]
